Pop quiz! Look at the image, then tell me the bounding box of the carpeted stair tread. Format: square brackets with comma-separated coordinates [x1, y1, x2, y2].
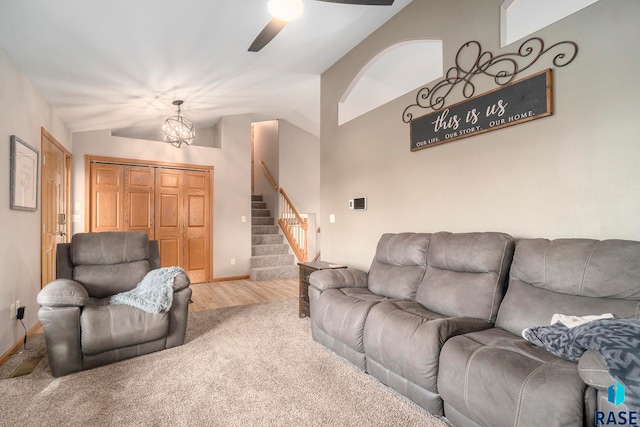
[252, 217, 274, 225]
[250, 194, 296, 281]
[252, 225, 279, 235]
[252, 234, 284, 245]
[250, 265, 299, 280]
[252, 244, 289, 256]
[250, 253, 295, 268]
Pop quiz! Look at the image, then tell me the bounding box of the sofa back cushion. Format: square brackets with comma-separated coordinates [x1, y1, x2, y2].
[71, 232, 149, 265]
[368, 233, 431, 299]
[496, 238, 640, 336]
[415, 232, 515, 322]
[70, 232, 151, 298]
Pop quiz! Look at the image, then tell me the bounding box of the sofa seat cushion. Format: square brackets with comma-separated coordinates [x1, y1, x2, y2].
[80, 303, 169, 355]
[438, 327, 588, 427]
[312, 287, 390, 355]
[364, 301, 493, 395]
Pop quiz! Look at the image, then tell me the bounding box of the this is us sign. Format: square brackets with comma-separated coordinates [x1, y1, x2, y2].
[410, 69, 552, 151]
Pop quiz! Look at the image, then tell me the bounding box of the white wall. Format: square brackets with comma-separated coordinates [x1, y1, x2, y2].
[0, 46, 71, 357]
[279, 120, 321, 258]
[320, 0, 640, 270]
[72, 113, 252, 280]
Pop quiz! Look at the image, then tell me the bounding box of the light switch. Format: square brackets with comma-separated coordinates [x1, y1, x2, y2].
[329, 214, 336, 223]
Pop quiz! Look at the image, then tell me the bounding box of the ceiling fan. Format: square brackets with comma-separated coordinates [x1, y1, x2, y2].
[248, 0, 395, 52]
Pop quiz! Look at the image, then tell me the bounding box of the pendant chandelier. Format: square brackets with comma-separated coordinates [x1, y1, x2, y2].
[162, 100, 195, 148]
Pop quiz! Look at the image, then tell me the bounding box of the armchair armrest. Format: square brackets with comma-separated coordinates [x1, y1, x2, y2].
[172, 271, 190, 292]
[37, 279, 89, 307]
[578, 350, 613, 392]
[309, 268, 369, 292]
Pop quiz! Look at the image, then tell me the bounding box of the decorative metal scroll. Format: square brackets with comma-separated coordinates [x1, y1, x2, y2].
[402, 37, 578, 123]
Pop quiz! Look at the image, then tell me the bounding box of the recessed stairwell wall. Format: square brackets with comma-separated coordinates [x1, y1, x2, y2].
[252, 119, 321, 262]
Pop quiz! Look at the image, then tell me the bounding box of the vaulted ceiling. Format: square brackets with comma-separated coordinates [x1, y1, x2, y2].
[0, 0, 413, 137]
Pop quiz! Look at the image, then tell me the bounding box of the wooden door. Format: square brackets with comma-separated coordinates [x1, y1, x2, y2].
[90, 163, 124, 232]
[155, 168, 183, 267]
[155, 168, 210, 283]
[124, 165, 154, 237]
[87, 157, 212, 283]
[41, 129, 71, 287]
[183, 170, 210, 283]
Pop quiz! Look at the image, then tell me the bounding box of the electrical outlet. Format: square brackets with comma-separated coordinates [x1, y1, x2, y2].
[241, 216, 246, 223]
[230, 258, 236, 265]
[10, 303, 15, 320]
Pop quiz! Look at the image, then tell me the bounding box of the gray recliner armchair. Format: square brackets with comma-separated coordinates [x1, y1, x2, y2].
[37, 232, 192, 377]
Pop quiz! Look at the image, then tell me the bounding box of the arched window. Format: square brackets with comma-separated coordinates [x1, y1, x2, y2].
[501, 0, 600, 47]
[338, 40, 443, 126]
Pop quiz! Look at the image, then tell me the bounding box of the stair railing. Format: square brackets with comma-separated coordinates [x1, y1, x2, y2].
[259, 160, 278, 191]
[278, 188, 308, 263]
[259, 160, 308, 263]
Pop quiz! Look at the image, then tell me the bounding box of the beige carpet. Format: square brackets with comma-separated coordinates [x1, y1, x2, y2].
[0, 299, 450, 426]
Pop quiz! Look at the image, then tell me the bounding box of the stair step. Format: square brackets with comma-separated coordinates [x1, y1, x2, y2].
[250, 254, 295, 268]
[251, 208, 270, 217]
[250, 265, 298, 281]
[252, 202, 267, 209]
[252, 216, 274, 225]
[251, 195, 263, 202]
[252, 244, 289, 256]
[252, 234, 284, 245]
[252, 225, 279, 235]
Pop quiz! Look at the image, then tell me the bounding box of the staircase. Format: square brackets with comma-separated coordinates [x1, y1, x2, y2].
[250, 195, 298, 280]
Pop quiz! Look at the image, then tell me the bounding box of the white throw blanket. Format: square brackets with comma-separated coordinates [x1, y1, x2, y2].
[111, 266, 186, 313]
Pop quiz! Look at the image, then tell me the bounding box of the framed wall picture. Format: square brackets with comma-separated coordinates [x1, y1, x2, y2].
[10, 135, 39, 211]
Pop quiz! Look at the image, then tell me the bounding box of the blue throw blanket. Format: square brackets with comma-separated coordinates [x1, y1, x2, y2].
[523, 318, 640, 413]
[111, 266, 186, 314]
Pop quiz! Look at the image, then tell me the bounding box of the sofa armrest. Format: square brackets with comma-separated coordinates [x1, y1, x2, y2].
[37, 279, 89, 307]
[38, 305, 83, 377]
[172, 271, 191, 292]
[166, 286, 192, 348]
[434, 316, 495, 340]
[578, 350, 613, 392]
[309, 268, 369, 292]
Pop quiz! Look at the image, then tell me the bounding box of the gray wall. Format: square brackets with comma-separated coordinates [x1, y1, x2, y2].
[279, 120, 321, 259]
[0, 46, 71, 356]
[72, 113, 252, 280]
[320, 0, 640, 270]
[253, 120, 280, 218]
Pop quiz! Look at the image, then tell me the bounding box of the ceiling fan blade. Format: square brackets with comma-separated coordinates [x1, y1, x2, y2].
[314, 0, 394, 5]
[248, 18, 288, 52]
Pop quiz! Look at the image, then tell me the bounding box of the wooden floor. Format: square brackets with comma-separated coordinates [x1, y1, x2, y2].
[189, 278, 299, 312]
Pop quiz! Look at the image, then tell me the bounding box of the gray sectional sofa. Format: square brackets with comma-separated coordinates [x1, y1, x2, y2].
[309, 232, 640, 427]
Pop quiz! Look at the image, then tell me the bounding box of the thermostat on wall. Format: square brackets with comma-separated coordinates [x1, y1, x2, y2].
[349, 197, 367, 210]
